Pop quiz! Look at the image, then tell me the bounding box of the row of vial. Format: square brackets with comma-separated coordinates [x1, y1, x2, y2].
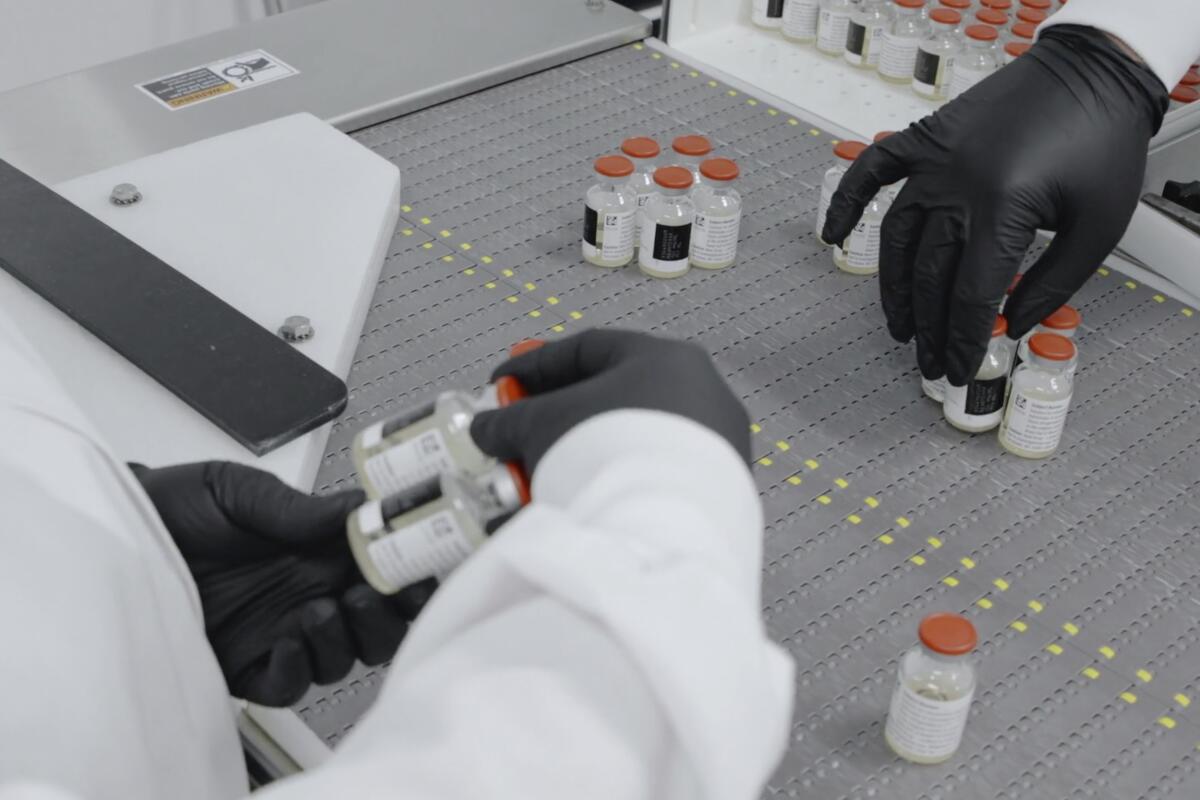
[752, 0, 1064, 101]
[344, 341, 545, 595]
[583, 135, 743, 278]
[929, 280, 1081, 458]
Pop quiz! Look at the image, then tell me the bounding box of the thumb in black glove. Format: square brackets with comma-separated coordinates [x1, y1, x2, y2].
[132, 461, 435, 706]
[470, 328, 751, 475]
[822, 25, 1166, 385]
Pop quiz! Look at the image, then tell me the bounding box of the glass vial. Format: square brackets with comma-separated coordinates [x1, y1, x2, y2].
[944, 315, 1012, 432]
[999, 333, 1076, 458]
[752, 0, 787, 29]
[621, 137, 661, 251]
[640, 166, 695, 279]
[347, 464, 530, 595]
[922, 376, 947, 403]
[845, 0, 896, 68]
[949, 25, 1001, 98]
[1011, 304, 1081, 374]
[783, 0, 821, 43]
[1003, 41, 1031, 63]
[582, 155, 637, 268]
[815, 140, 868, 243]
[691, 158, 742, 270]
[353, 377, 525, 499]
[670, 135, 713, 188]
[833, 150, 890, 274]
[879, 0, 931, 83]
[886, 613, 978, 764]
[817, 0, 855, 56]
[912, 8, 963, 100]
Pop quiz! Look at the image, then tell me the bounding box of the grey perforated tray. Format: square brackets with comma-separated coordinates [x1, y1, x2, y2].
[294, 43, 1200, 799]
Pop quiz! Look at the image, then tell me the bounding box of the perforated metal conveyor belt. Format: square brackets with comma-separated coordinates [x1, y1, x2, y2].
[293, 43, 1200, 799]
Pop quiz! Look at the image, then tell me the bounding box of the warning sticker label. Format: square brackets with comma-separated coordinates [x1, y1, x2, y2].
[138, 50, 298, 110]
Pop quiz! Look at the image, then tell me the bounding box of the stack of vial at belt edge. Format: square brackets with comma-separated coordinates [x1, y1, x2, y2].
[343, 340, 543, 596]
[582, 134, 743, 279]
[752, 0, 1066, 102]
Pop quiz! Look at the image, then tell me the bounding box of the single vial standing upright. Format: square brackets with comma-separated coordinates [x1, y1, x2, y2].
[582, 155, 638, 268]
[816, 0, 855, 56]
[948, 25, 1001, 98]
[1016, 6, 1047, 25]
[751, 0, 786, 29]
[845, 0, 895, 69]
[1003, 40, 1031, 63]
[670, 135, 713, 187]
[640, 166, 695, 279]
[912, 9, 963, 100]
[833, 152, 890, 274]
[878, 0, 931, 84]
[944, 316, 1013, 432]
[691, 158, 742, 270]
[999, 333, 1076, 458]
[973, 7, 1009, 31]
[815, 140, 868, 243]
[886, 613, 978, 764]
[783, 0, 821, 43]
[346, 464, 530, 595]
[621, 137, 660, 251]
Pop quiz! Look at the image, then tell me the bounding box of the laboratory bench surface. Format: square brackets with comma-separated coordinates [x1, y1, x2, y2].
[292, 43, 1200, 799]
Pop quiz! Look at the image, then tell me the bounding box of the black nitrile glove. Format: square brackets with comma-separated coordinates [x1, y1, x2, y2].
[132, 461, 436, 706]
[823, 25, 1166, 385]
[470, 329, 751, 473]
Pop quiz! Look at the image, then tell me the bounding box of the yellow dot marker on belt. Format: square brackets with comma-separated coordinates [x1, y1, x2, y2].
[708, 80, 718, 87]
[552, 324, 565, 333]
[835, 477, 849, 489]
[422, 242, 434, 250]
[501, 268, 515, 277]
[401, 228, 414, 236]
[787, 475, 803, 486]
[1183, 308, 1195, 317]
[480, 255, 494, 264]
[1063, 622, 1079, 636]
[632, 43, 644, 50]
[758, 457, 773, 467]
[1175, 694, 1191, 708]
[727, 89, 738, 96]
[420, 217, 432, 225]
[442, 255, 455, 262]
[670, 61, 680, 68]
[1153, 294, 1166, 303]
[485, 281, 497, 289]
[910, 555, 926, 566]
[1098, 646, 1116, 660]
[808, 128, 820, 135]
[788, 118, 799, 126]
[977, 597, 993, 610]
[1120, 692, 1138, 704]
[865, 497, 879, 508]
[400, 204, 413, 213]
[1010, 621, 1028, 633]
[750, 423, 762, 434]
[896, 517, 911, 528]
[805, 459, 820, 470]
[505, 295, 519, 304]
[546, 296, 559, 305]
[817, 495, 832, 505]
[463, 268, 476, 276]
[1046, 643, 1064, 655]
[768, 108, 779, 115]
[570, 311, 583, 320]
[927, 537, 943, 549]
[1028, 600, 1044, 614]
[1082, 667, 1101, 679]
[1124, 280, 1137, 289]
[1158, 717, 1177, 730]
[528, 309, 542, 318]
[961, 557, 976, 570]
[747, 98, 759, 106]
[460, 242, 472, 250]
[943, 576, 959, 587]
[847, 514, 862, 524]
[878, 534, 894, 545]
[524, 282, 536, 291]
[1136, 669, 1153, 683]
[776, 441, 791, 451]
[689, 70, 699, 77]
[1097, 267, 1110, 276]
[651, 52, 662, 59]
[993, 578, 1010, 591]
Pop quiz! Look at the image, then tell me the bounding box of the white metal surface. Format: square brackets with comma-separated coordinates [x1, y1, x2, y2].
[0, 113, 399, 489]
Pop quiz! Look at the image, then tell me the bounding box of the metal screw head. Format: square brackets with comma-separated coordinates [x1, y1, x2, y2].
[279, 315, 314, 342]
[109, 183, 142, 205]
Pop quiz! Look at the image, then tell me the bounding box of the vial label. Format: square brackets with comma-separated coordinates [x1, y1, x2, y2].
[949, 64, 992, 99]
[816, 184, 834, 240]
[835, 217, 881, 269]
[634, 194, 651, 242]
[691, 211, 740, 265]
[359, 420, 385, 450]
[886, 683, 974, 761]
[945, 376, 1007, 429]
[753, 0, 786, 26]
[583, 205, 635, 262]
[1002, 391, 1072, 453]
[364, 429, 455, 497]
[367, 509, 474, 588]
[783, 0, 819, 39]
[913, 49, 948, 94]
[879, 34, 920, 80]
[641, 222, 692, 276]
[846, 21, 888, 66]
[817, 9, 851, 52]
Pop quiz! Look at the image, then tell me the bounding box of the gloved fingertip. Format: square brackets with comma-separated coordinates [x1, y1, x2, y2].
[469, 408, 521, 462]
[342, 584, 407, 665]
[234, 637, 311, 707]
[393, 577, 438, 620]
[300, 598, 356, 685]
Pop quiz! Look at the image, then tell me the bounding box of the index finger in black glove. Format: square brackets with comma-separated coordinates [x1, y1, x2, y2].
[470, 329, 751, 475]
[823, 25, 1165, 385]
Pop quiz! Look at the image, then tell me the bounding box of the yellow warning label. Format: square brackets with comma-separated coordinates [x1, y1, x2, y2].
[139, 50, 298, 111]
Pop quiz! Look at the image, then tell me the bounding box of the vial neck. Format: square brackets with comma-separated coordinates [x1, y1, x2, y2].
[597, 176, 625, 189]
[703, 183, 733, 195]
[657, 187, 689, 198]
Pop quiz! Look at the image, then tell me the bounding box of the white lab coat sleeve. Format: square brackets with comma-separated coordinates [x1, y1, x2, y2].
[1041, 0, 1200, 91]
[258, 410, 795, 800]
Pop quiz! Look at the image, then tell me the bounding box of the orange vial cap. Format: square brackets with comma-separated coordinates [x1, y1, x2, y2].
[874, 131, 896, 143]
[919, 613, 978, 656]
[594, 155, 634, 178]
[1182, 69, 1200, 87]
[894, 0, 926, 8]
[834, 140, 869, 161]
[1005, 42, 1032, 59]
[992, 316, 1009, 338]
[509, 339, 545, 358]
[653, 165, 694, 190]
[982, 0, 1012, 9]
[494, 375, 529, 407]
[1011, 21, 1037, 39]
[931, 8, 962, 25]
[1171, 85, 1200, 104]
[1020, 0, 1050, 8]
[621, 137, 660, 160]
[1028, 333, 1076, 361]
[938, 0, 970, 9]
[672, 135, 713, 157]
[966, 24, 999, 41]
[1016, 7, 1046, 23]
[1041, 305, 1081, 331]
[699, 157, 740, 182]
[975, 8, 1007, 25]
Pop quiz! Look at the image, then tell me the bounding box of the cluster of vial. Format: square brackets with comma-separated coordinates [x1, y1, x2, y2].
[814, 131, 901, 274]
[752, 0, 1064, 101]
[344, 341, 542, 595]
[583, 135, 744, 278]
[922, 277, 1082, 458]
